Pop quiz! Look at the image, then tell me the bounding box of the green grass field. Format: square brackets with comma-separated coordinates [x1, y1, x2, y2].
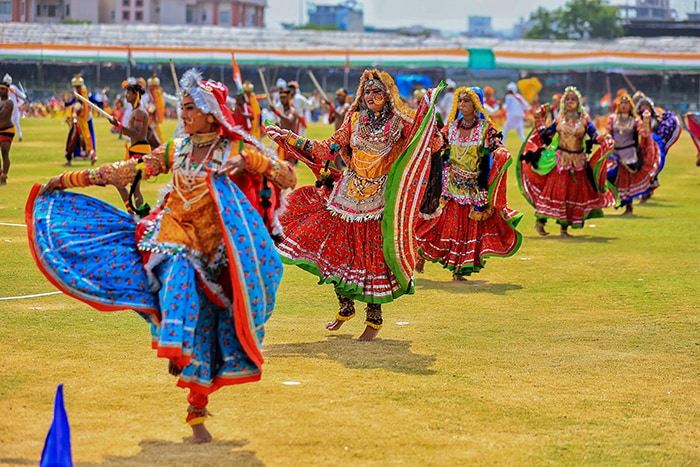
[0, 117, 698, 466]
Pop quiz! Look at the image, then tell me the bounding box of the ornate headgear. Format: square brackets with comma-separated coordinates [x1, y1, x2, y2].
[447, 86, 494, 127]
[631, 90, 646, 105]
[483, 85, 494, 96]
[242, 81, 254, 93]
[559, 86, 587, 117]
[178, 68, 277, 159]
[614, 93, 637, 117]
[635, 96, 657, 118]
[71, 74, 85, 87]
[506, 81, 518, 93]
[147, 75, 160, 86]
[2, 74, 12, 86]
[348, 69, 414, 122]
[287, 81, 299, 89]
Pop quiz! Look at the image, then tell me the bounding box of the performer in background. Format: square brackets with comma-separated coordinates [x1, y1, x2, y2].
[415, 86, 522, 280]
[634, 94, 682, 201]
[65, 74, 101, 164]
[266, 69, 444, 341]
[28, 69, 296, 444]
[682, 111, 700, 167]
[502, 82, 529, 145]
[519, 86, 614, 237]
[147, 74, 166, 144]
[604, 93, 659, 215]
[108, 81, 154, 216]
[0, 78, 15, 185]
[2, 74, 26, 142]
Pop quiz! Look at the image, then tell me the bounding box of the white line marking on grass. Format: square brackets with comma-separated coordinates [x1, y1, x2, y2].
[0, 222, 26, 227]
[0, 291, 63, 301]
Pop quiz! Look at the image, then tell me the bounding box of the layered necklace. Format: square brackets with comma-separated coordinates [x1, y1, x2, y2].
[614, 114, 634, 135]
[458, 116, 478, 130]
[561, 112, 582, 135]
[174, 136, 221, 210]
[362, 106, 393, 136]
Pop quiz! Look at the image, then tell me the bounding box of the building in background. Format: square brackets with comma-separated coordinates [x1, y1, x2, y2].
[307, 0, 363, 32]
[1, 0, 266, 27]
[467, 16, 494, 38]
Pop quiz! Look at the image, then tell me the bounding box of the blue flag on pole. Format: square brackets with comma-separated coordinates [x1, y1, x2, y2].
[40, 384, 73, 467]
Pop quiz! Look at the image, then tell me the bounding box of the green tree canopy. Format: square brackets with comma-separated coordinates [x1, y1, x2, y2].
[524, 0, 624, 40]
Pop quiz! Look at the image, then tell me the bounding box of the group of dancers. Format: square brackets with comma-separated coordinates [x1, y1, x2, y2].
[25, 69, 682, 443]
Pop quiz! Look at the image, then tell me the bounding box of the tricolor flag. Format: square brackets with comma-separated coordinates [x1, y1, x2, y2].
[231, 52, 243, 94]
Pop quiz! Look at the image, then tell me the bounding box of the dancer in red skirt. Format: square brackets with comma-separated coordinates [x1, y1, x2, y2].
[604, 93, 660, 215]
[266, 69, 444, 341]
[415, 86, 522, 281]
[518, 86, 614, 237]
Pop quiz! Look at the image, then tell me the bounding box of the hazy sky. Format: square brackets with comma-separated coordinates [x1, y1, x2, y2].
[265, 0, 698, 32]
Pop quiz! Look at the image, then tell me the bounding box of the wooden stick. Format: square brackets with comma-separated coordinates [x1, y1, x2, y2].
[621, 73, 637, 93]
[307, 69, 330, 102]
[169, 59, 180, 94]
[257, 68, 271, 101]
[72, 91, 112, 120]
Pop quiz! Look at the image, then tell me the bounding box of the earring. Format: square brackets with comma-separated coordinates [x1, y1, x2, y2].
[206, 115, 215, 123]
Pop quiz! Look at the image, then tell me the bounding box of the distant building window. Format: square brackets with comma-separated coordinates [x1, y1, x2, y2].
[244, 7, 255, 26]
[135, 10, 143, 21]
[36, 4, 41, 16]
[123, 0, 130, 6]
[220, 11, 230, 24]
[123, 10, 130, 20]
[66, 4, 70, 16]
[47, 5, 57, 17]
[136, 0, 143, 6]
[186, 5, 194, 23]
[0, 2, 11, 15]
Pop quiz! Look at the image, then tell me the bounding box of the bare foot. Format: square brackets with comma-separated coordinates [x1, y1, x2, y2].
[415, 258, 425, 274]
[326, 318, 347, 331]
[534, 222, 549, 236]
[452, 274, 467, 282]
[191, 423, 213, 444]
[357, 326, 379, 341]
[168, 361, 182, 376]
[63, 161, 72, 167]
[560, 229, 573, 237]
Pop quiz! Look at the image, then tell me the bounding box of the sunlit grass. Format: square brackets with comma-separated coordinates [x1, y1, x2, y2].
[0, 116, 698, 465]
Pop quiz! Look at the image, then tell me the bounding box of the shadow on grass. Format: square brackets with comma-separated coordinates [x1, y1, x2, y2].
[265, 336, 437, 375]
[415, 278, 523, 295]
[74, 438, 261, 466]
[525, 234, 618, 243]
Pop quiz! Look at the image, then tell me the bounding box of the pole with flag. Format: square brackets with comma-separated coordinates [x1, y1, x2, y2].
[40, 384, 72, 467]
[231, 52, 244, 96]
[343, 52, 350, 90]
[127, 45, 136, 78]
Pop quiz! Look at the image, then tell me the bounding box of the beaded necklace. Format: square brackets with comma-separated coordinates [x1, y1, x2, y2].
[458, 116, 478, 130]
[361, 107, 392, 136]
[174, 136, 220, 210]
